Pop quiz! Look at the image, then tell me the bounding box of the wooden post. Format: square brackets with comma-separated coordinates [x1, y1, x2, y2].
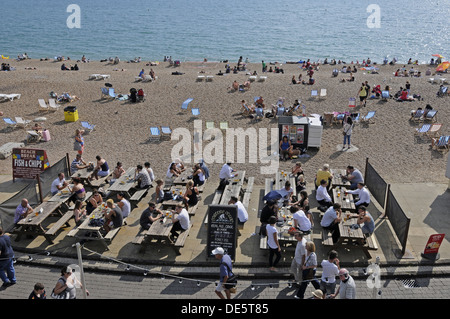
[76, 243, 88, 299]
[66, 153, 72, 176]
[36, 174, 43, 203]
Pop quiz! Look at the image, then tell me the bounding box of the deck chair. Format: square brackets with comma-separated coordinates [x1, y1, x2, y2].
[142, 75, 152, 82]
[424, 110, 438, 122]
[381, 91, 390, 100]
[427, 123, 442, 138]
[197, 75, 205, 81]
[206, 75, 214, 81]
[350, 113, 360, 123]
[108, 88, 116, 99]
[150, 127, 161, 142]
[48, 99, 61, 111]
[38, 99, 49, 112]
[361, 111, 376, 123]
[3, 117, 17, 130]
[26, 130, 41, 144]
[311, 90, 318, 99]
[411, 109, 424, 122]
[259, 76, 267, 82]
[254, 107, 264, 122]
[81, 121, 95, 133]
[348, 98, 356, 108]
[161, 126, 172, 140]
[15, 117, 31, 128]
[205, 121, 215, 129]
[182, 98, 193, 110]
[249, 75, 257, 82]
[101, 87, 109, 99]
[414, 123, 431, 137]
[276, 107, 285, 117]
[432, 135, 450, 153]
[89, 74, 100, 80]
[334, 113, 346, 125]
[320, 88, 327, 99]
[437, 86, 448, 97]
[219, 121, 229, 130]
[191, 108, 200, 117]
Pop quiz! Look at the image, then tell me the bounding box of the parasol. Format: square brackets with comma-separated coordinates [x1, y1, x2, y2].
[436, 61, 450, 72]
[432, 54, 445, 59]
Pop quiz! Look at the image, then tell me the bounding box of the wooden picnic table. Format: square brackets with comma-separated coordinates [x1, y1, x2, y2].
[47, 185, 74, 206]
[219, 170, 246, 205]
[336, 218, 377, 259]
[172, 169, 194, 185]
[108, 167, 136, 196]
[330, 169, 351, 188]
[276, 206, 297, 246]
[332, 187, 356, 212]
[13, 201, 64, 242]
[146, 212, 174, 242]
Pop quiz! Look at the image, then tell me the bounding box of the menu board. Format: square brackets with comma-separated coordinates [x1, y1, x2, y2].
[281, 125, 305, 145]
[12, 148, 50, 180]
[207, 205, 238, 260]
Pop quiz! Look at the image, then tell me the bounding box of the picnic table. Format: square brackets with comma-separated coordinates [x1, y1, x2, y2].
[219, 170, 246, 205]
[71, 165, 112, 188]
[108, 167, 136, 197]
[12, 201, 67, 243]
[172, 169, 194, 185]
[47, 185, 74, 206]
[330, 169, 351, 188]
[332, 187, 356, 212]
[323, 217, 378, 259]
[69, 204, 126, 250]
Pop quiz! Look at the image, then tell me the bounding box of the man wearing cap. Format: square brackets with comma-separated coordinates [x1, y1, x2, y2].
[331, 268, 356, 299]
[212, 247, 234, 299]
[103, 199, 123, 233]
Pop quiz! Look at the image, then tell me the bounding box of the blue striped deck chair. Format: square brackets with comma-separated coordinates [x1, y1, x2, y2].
[311, 90, 318, 99]
[108, 88, 116, 99]
[81, 121, 95, 133]
[254, 107, 264, 122]
[411, 109, 424, 122]
[161, 126, 172, 140]
[150, 127, 160, 141]
[3, 117, 17, 131]
[350, 113, 360, 123]
[191, 108, 200, 117]
[101, 87, 109, 98]
[182, 98, 193, 110]
[381, 91, 390, 100]
[414, 123, 431, 136]
[424, 110, 438, 122]
[361, 111, 375, 123]
[433, 135, 450, 153]
[276, 107, 285, 117]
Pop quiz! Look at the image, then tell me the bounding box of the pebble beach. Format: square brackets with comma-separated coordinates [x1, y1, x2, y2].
[0, 57, 448, 186]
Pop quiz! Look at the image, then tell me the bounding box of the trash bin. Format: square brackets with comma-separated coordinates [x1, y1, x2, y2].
[64, 106, 79, 122]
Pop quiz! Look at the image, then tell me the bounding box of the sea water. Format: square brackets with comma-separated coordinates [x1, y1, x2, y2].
[0, 0, 448, 64]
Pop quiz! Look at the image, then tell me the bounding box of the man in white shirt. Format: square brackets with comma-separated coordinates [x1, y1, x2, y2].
[290, 206, 311, 233]
[218, 163, 237, 191]
[170, 204, 190, 240]
[279, 181, 294, 202]
[320, 203, 342, 243]
[345, 182, 370, 208]
[51, 172, 69, 195]
[316, 179, 332, 208]
[116, 192, 131, 218]
[320, 250, 340, 296]
[291, 231, 306, 284]
[229, 196, 248, 225]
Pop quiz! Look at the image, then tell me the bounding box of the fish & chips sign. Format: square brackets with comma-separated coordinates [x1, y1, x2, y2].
[12, 148, 50, 180]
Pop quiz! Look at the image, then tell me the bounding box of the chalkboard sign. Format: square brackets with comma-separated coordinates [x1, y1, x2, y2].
[207, 205, 238, 260]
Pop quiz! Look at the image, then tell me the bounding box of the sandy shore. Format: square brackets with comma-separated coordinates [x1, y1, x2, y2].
[0, 58, 448, 186]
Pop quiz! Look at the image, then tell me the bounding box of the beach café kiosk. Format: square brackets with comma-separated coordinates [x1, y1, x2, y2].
[278, 115, 323, 150]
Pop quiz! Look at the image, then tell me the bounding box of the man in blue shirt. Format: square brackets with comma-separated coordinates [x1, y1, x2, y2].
[320, 203, 342, 243]
[213, 247, 234, 299]
[0, 227, 16, 289]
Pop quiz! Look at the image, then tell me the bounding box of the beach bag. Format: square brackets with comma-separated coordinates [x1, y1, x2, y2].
[51, 278, 70, 299]
[222, 262, 238, 290]
[73, 141, 82, 151]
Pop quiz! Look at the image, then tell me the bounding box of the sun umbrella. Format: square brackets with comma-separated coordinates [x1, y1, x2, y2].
[432, 54, 445, 59]
[436, 61, 450, 72]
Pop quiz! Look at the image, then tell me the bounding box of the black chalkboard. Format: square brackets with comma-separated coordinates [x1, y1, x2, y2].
[207, 205, 238, 260]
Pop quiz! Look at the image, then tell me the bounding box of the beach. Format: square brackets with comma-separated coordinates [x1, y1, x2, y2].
[0, 58, 448, 186]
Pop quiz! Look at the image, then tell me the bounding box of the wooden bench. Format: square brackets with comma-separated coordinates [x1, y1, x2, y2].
[187, 202, 198, 216]
[365, 233, 379, 250]
[104, 217, 127, 242]
[322, 230, 334, 246]
[204, 191, 223, 224]
[132, 226, 147, 245]
[44, 210, 74, 244]
[259, 235, 269, 250]
[173, 223, 193, 255]
[129, 189, 148, 208]
[265, 178, 273, 197]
